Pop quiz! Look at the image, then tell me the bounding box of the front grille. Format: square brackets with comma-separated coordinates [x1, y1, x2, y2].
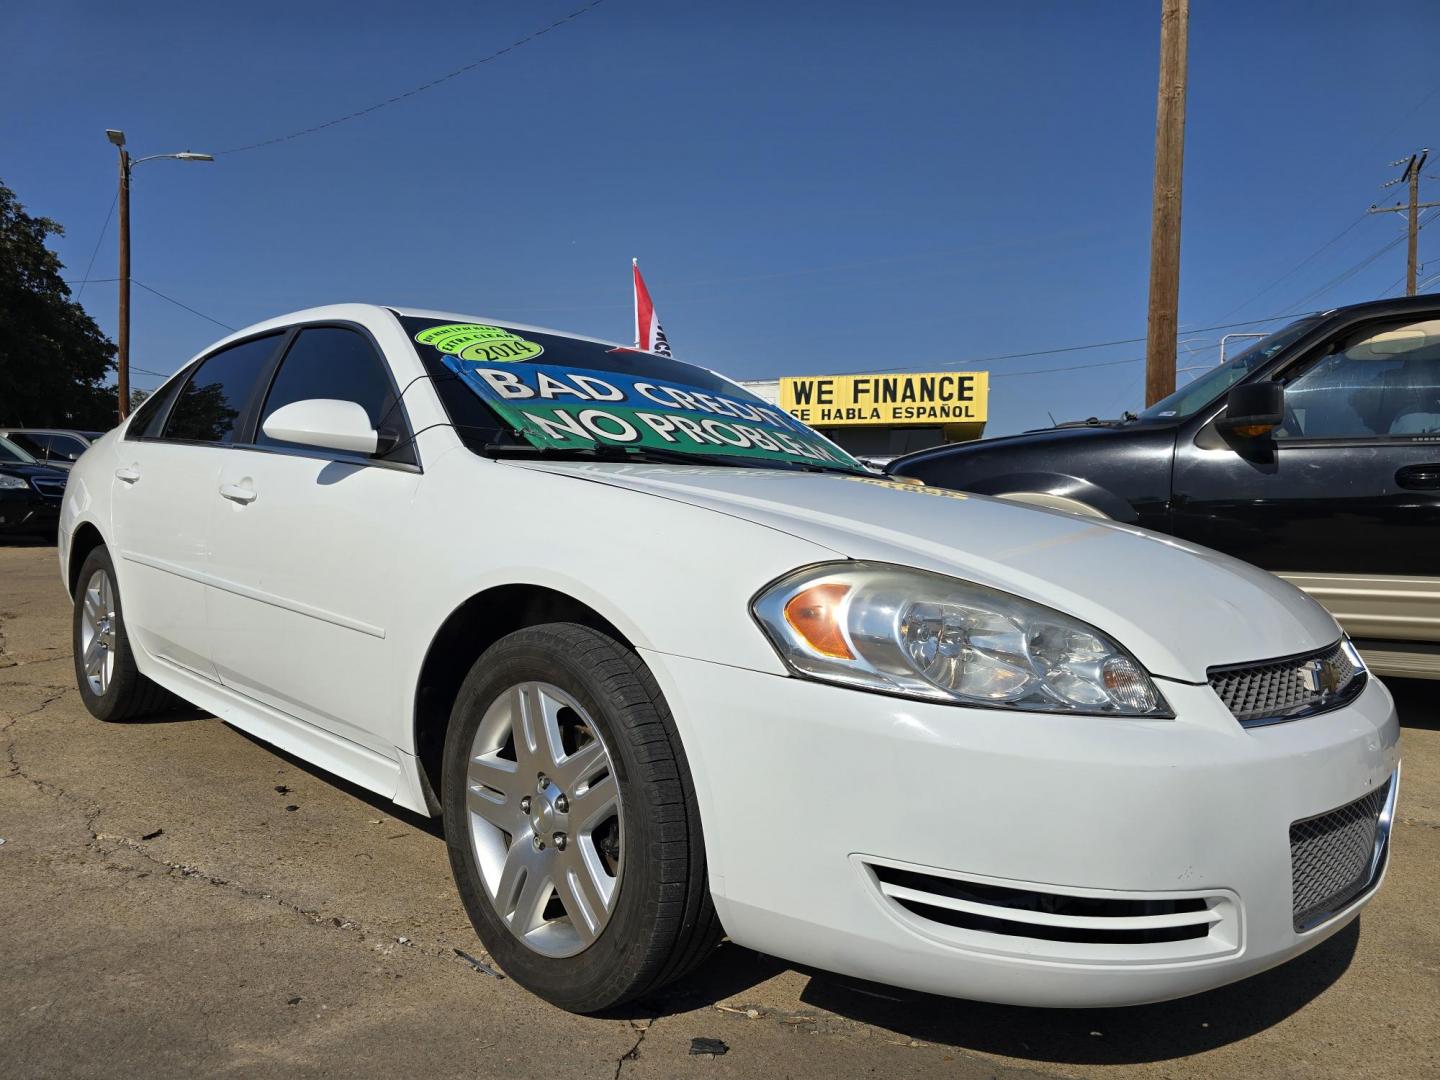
[1291, 777, 1394, 932]
[1209, 640, 1364, 726]
[30, 476, 66, 501]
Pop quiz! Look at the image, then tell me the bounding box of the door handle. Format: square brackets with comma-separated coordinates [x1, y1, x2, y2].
[218, 482, 257, 505]
[115, 466, 140, 484]
[1396, 464, 1440, 490]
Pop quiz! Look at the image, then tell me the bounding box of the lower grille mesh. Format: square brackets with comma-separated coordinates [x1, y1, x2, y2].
[1290, 779, 1392, 931]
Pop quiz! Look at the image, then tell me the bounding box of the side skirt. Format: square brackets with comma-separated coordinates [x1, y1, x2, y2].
[150, 655, 404, 801]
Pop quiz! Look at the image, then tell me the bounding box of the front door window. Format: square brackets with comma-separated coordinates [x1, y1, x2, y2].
[1278, 318, 1440, 439]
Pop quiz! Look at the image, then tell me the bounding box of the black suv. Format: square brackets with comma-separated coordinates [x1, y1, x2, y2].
[888, 294, 1440, 680]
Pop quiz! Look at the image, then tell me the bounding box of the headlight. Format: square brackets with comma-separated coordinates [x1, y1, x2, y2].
[0, 474, 29, 490]
[752, 562, 1171, 716]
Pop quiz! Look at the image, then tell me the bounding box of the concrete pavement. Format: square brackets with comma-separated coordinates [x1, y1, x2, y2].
[2, 540, 1436, 1079]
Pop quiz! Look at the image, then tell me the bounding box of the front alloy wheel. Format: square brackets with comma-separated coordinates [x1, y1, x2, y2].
[465, 681, 624, 957]
[442, 622, 721, 1012]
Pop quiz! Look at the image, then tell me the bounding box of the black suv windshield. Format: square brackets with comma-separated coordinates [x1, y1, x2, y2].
[1138, 318, 1319, 421]
[400, 315, 866, 473]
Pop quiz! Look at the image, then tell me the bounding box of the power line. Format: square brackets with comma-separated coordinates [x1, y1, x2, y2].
[1214, 213, 1368, 321]
[74, 190, 119, 301]
[854, 312, 1299, 376]
[131, 280, 236, 330]
[990, 355, 1143, 379]
[1283, 206, 1440, 313]
[219, 0, 610, 154]
[64, 272, 233, 328]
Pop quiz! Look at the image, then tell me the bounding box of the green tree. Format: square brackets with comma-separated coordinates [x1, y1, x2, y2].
[0, 180, 118, 427]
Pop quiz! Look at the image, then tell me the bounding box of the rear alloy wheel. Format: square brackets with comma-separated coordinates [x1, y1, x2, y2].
[78, 568, 118, 697]
[71, 544, 175, 721]
[442, 622, 721, 1012]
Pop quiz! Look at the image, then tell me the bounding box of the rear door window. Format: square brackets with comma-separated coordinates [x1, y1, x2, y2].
[164, 335, 284, 444]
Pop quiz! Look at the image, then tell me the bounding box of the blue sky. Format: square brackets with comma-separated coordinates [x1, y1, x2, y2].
[4, 0, 1438, 435]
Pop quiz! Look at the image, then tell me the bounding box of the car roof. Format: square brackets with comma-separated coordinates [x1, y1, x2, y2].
[210, 303, 630, 354]
[0, 427, 95, 437]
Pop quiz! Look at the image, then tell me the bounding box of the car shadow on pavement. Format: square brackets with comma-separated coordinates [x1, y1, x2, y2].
[123, 703, 215, 725]
[227, 726, 445, 839]
[1389, 677, 1436, 731]
[782, 918, 1360, 1065]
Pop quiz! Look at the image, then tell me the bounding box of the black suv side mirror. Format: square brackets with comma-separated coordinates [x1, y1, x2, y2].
[1217, 382, 1284, 439]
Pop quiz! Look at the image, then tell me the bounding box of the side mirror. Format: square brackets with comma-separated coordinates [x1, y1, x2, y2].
[261, 399, 379, 456]
[1217, 381, 1284, 440]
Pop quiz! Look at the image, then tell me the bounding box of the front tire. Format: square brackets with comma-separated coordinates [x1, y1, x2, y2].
[72, 545, 173, 721]
[442, 622, 720, 1012]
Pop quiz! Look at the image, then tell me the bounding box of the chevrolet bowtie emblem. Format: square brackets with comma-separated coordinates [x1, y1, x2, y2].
[1302, 658, 1341, 696]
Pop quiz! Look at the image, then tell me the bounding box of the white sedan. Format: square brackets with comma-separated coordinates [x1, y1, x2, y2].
[59, 304, 1400, 1012]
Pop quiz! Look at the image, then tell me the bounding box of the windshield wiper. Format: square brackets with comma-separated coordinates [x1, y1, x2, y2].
[479, 442, 866, 476]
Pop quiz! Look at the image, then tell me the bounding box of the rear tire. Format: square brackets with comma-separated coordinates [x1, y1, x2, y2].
[72, 545, 174, 721]
[442, 622, 721, 1012]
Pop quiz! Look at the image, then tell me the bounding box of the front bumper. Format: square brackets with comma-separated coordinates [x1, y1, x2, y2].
[0, 490, 60, 536]
[643, 651, 1400, 1007]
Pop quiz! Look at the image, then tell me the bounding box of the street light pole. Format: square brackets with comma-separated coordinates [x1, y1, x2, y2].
[108, 131, 131, 421]
[104, 129, 213, 422]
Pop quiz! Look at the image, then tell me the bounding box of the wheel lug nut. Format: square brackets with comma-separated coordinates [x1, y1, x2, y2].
[519, 796, 531, 814]
[533, 836, 544, 851]
[555, 794, 568, 813]
[553, 832, 566, 850]
[536, 775, 548, 793]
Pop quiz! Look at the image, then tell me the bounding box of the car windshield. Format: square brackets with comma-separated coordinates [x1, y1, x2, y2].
[1137, 318, 1319, 421]
[0, 435, 39, 464]
[401, 315, 868, 473]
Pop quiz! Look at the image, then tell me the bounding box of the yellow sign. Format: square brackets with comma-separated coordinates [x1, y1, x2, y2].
[779, 372, 988, 427]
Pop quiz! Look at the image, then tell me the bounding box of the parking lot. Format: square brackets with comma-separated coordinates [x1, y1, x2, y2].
[1, 539, 1436, 1080]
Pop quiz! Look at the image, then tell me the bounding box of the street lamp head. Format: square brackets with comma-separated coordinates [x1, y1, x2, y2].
[106, 129, 126, 147]
[173, 152, 214, 162]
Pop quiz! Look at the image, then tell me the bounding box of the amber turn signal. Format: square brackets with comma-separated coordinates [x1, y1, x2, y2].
[783, 583, 855, 659]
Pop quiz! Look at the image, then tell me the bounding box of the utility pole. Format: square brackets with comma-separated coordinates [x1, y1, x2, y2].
[1368, 150, 1437, 296]
[1144, 0, 1189, 406]
[108, 131, 132, 422]
[103, 130, 213, 423]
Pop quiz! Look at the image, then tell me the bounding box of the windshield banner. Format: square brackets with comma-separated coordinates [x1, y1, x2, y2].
[422, 327, 862, 469]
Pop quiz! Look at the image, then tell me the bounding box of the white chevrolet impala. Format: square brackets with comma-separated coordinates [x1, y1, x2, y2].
[59, 305, 1400, 1012]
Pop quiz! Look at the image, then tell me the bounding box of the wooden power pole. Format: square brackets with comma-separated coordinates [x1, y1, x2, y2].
[1368, 150, 1437, 297]
[1407, 153, 1422, 295]
[1144, 0, 1189, 406]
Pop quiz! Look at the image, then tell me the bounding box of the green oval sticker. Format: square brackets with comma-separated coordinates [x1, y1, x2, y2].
[415, 323, 544, 363]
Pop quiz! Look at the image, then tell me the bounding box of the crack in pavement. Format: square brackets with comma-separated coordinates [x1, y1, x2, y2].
[85, 826, 510, 979]
[1, 677, 519, 1011]
[614, 1017, 653, 1079]
[4, 686, 76, 801]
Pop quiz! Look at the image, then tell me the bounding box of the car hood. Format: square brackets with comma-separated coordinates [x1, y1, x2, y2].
[0, 463, 66, 480]
[514, 461, 1341, 683]
[889, 418, 1173, 471]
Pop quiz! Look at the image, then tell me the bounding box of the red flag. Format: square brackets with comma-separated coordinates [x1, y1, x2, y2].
[632, 259, 672, 356]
